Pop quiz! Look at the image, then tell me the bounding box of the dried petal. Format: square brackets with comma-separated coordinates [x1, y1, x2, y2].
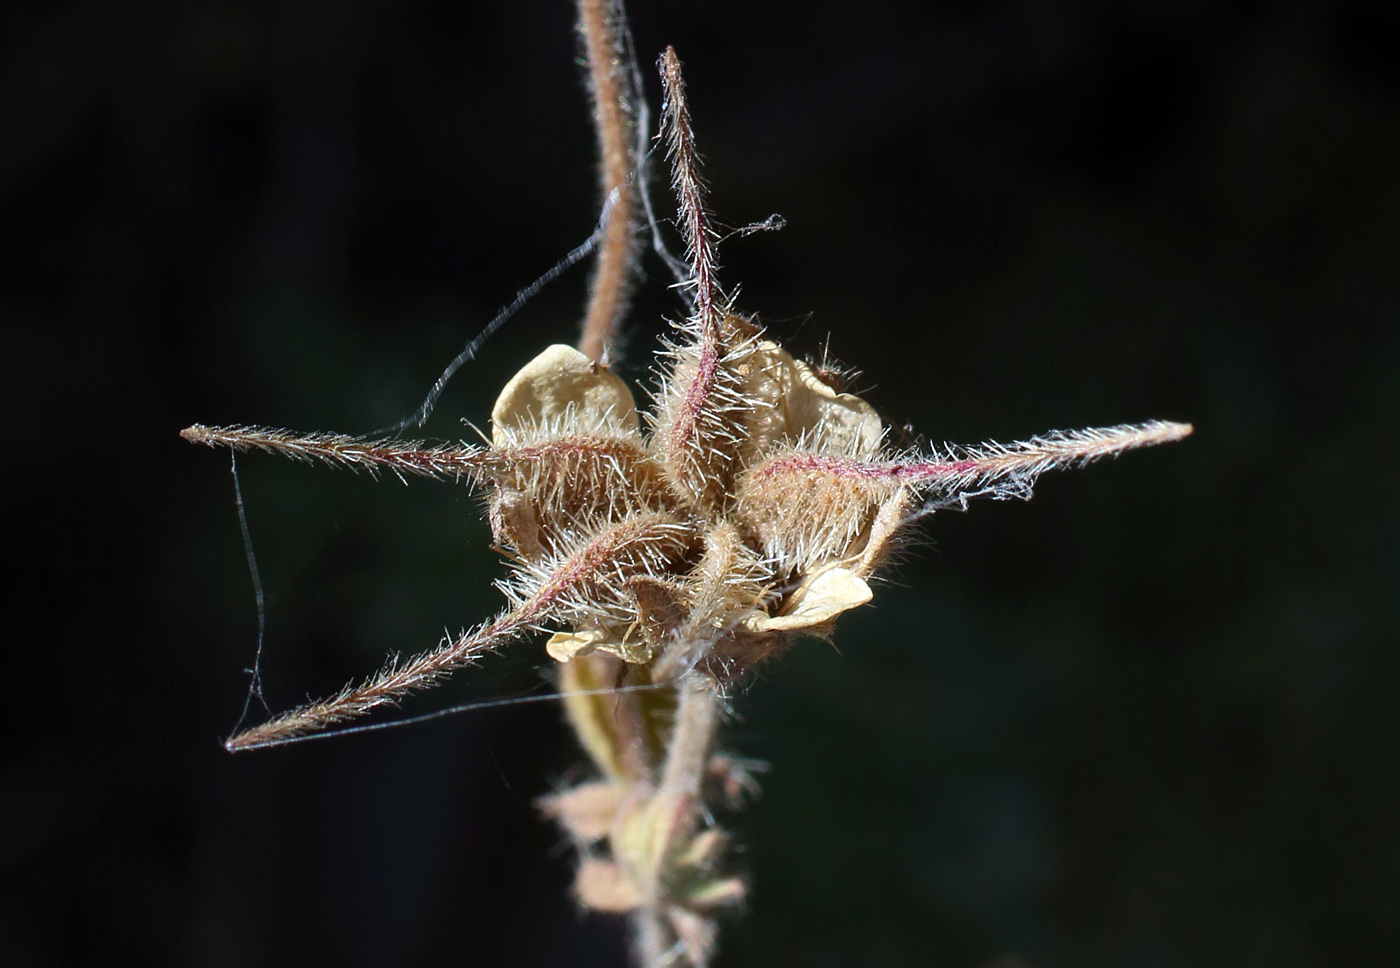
[547, 627, 655, 665]
[547, 628, 607, 662]
[558, 656, 629, 779]
[746, 341, 882, 455]
[850, 489, 913, 579]
[491, 344, 640, 443]
[742, 566, 872, 633]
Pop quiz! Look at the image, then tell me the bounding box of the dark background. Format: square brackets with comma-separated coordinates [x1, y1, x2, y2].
[3, 0, 1396, 965]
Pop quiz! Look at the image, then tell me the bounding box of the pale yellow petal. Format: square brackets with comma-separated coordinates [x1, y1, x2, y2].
[559, 657, 625, 779]
[741, 566, 873, 632]
[787, 355, 883, 455]
[605, 634, 656, 665]
[547, 627, 655, 665]
[546, 628, 608, 662]
[491, 344, 640, 444]
[744, 341, 882, 455]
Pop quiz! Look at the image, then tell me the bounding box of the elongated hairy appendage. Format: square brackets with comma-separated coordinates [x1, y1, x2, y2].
[180, 424, 484, 482]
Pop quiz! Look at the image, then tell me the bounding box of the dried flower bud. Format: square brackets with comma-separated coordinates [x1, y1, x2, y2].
[186, 31, 1191, 968]
[492, 344, 640, 442]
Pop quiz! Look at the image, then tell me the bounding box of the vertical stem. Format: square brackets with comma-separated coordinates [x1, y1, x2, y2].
[658, 679, 720, 806]
[634, 908, 673, 968]
[633, 678, 721, 966]
[577, 0, 639, 362]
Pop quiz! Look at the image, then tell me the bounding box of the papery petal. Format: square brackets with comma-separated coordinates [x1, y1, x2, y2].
[785, 353, 883, 453]
[559, 656, 628, 779]
[547, 627, 655, 665]
[850, 489, 914, 579]
[491, 344, 640, 444]
[741, 566, 873, 633]
[744, 341, 882, 456]
[547, 628, 608, 662]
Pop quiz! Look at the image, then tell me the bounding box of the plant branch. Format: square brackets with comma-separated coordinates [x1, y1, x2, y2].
[577, 0, 640, 363]
[634, 678, 722, 967]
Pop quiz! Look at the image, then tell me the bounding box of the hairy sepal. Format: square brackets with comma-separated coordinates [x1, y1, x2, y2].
[735, 445, 904, 571]
[650, 315, 764, 513]
[483, 430, 672, 559]
[497, 512, 698, 634]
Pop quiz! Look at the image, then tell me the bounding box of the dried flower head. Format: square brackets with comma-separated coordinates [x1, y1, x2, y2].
[183, 12, 1190, 966]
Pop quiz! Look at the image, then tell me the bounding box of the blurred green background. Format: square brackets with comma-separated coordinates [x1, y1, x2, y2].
[2, 0, 1396, 965]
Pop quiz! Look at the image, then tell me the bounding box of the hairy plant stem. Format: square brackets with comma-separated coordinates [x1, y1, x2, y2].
[577, 0, 638, 363]
[635, 679, 721, 966]
[572, 16, 669, 959]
